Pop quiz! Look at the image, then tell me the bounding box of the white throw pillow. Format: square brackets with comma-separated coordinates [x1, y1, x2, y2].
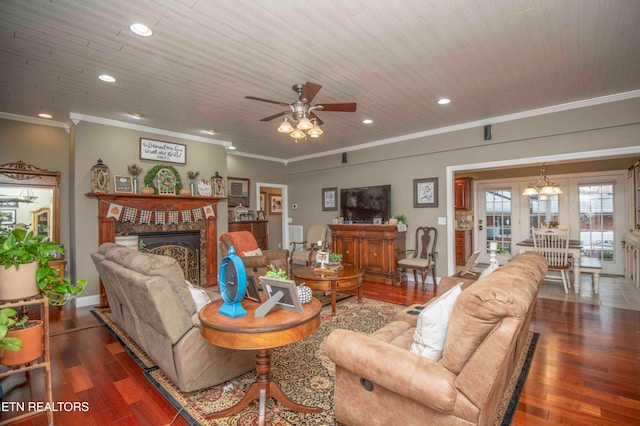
[186, 280, 211, 312]
[243, 248, 263, 257]
[478, 261, 499, 280]
[410, 282, 463, 361]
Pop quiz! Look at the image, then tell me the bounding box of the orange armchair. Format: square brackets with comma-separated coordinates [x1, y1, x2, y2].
[218, 231, 289, 280]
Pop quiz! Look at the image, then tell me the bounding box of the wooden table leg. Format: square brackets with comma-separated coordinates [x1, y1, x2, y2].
[206, 348, 321, 425]
[330, 280, 337, 315]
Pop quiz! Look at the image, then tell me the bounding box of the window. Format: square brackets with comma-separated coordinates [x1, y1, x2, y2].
[529, 195, 559, 236]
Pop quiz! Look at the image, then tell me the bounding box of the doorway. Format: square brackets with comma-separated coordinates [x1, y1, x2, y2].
[255, 182, 289, 251]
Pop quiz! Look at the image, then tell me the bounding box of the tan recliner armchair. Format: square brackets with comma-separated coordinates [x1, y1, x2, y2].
[219, 231, 290, 280]
[289, 225, 327, 269]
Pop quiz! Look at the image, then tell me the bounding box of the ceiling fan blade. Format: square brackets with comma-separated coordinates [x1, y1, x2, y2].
[260, 111, 288, 122]
[309, 112, 324, 126]
[316, 103, 357, 112]
[245, 96, 290, 107]
[299, 82, 322, 103]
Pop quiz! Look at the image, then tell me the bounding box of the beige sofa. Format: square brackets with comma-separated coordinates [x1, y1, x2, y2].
[91, 243, 255, 392]
[325, 252, 547, 425]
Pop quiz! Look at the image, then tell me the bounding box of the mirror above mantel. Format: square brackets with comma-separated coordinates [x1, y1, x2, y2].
[0, 161, 61, 243]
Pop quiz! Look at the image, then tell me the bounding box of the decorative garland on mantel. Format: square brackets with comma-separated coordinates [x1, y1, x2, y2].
[143, 164, 183, 194]
[105, 201, 215, 224]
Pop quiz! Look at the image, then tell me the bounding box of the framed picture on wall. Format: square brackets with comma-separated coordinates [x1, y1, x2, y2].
[227, 177, 250, 207]
[269, 194, 282, 215]
[414, 177, 438, 208]
[322, 187, 338, 211]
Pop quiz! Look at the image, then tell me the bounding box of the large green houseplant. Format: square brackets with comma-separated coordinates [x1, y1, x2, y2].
[0, 228, 86, 305]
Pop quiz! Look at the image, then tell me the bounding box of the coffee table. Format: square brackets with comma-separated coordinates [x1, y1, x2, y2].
[292, 265, 363, 315]
[199, 298, 322, 425]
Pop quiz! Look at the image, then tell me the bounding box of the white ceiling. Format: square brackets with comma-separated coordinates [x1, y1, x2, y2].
[1, 0, 639, 161]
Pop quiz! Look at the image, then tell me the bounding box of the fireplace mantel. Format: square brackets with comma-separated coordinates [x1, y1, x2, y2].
[86, 192, 224, 305]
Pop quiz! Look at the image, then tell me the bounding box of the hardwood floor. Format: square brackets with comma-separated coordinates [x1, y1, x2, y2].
[2, 279, 639, 425]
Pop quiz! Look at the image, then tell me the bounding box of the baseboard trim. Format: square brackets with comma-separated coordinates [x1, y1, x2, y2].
[76, 294, 100, 308]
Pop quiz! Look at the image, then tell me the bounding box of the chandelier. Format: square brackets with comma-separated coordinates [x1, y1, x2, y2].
[522, 167, 563, 197]
[18, 188, 38, 202]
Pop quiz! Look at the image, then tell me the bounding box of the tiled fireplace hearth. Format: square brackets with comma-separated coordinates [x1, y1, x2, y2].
[87, 192, 223, 306]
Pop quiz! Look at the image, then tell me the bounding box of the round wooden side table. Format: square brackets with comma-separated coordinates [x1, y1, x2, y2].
[293, 265, 363, 315]
[199, 298, 322, 425]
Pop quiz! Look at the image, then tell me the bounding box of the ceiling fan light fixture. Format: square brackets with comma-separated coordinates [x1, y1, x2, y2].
[277, 117, 294, 133]
[290, 128, 306, 139]
[307, 120, 323, 137]
[296, 116, 313, 130]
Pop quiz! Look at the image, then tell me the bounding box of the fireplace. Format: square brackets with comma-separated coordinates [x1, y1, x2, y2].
[87, 192, 222, 306]
[138, 231, 201, 286]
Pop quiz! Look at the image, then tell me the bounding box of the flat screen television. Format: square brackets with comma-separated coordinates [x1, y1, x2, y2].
[340, 184, 391, 223]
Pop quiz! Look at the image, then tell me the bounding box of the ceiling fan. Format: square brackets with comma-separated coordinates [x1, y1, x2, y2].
[245, 82, 357, 140]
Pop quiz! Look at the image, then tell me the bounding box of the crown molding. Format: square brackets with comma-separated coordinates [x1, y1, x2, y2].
[68, 113, 232, 147]
[0, 112, 69, 130]
[285, 89, 640, 163]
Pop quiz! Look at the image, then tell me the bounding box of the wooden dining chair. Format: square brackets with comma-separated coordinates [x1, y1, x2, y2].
[532, 227, 571, 293]
[397, 226, 438, 291]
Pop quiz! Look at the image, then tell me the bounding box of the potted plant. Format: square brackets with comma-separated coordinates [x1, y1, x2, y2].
[0, 228, 86, 304]
[393, 214, 407, 225]
[0, 308, 23, 354]
[328, 252, 343, 265]
[0, 307, 43, 366]
[265, 264, 288, 279]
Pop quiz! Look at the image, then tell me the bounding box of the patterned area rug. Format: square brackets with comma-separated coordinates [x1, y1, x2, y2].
[92, 298, 538, 425]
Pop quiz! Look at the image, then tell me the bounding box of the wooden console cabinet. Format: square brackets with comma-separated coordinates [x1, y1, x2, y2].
[228, 220, 269, 250]
[328, 224, 406, 285]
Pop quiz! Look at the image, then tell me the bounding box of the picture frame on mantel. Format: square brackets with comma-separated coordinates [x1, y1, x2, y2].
[414, 177, 439, 208]
[113, 175, 134, 193]
[227, 177, 250, 207]
[139, 138, 187, 164]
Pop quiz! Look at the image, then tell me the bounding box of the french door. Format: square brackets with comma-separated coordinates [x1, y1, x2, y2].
[475, 171, 626, 275]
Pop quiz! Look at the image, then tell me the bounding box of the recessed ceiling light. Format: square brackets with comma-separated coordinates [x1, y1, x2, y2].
[362, 118, 373, 124]
[227, 146, 236, 150]
[438, 98, 451, 105]
[98, 74, 116, 83]
[130, 23, 153, 37]
[204, 129, 216, 135]
[128, 113, 143, 119]
[38, 113, 53, 119]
